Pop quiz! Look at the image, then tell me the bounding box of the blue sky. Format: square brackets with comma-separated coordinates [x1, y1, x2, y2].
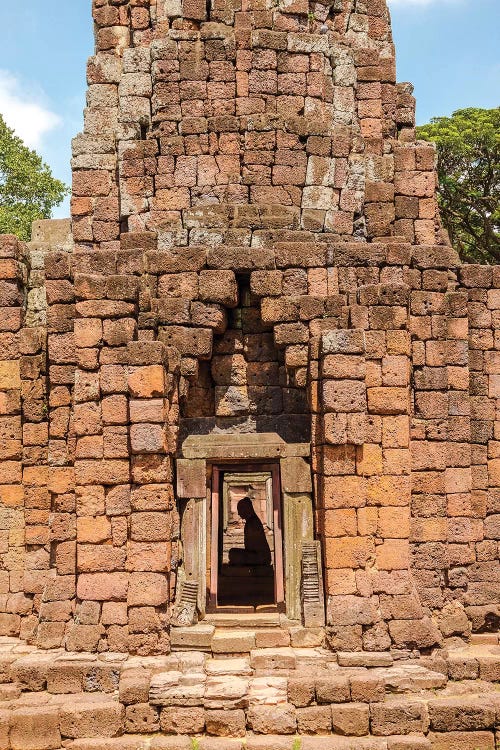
[0, 0, 498, 218]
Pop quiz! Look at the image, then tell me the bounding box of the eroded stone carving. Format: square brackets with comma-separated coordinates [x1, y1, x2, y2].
[171, 580, 199, 627]
[302, 541, 326, 628]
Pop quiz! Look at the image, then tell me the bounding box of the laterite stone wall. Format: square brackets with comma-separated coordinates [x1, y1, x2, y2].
[0, 0, 498, 654]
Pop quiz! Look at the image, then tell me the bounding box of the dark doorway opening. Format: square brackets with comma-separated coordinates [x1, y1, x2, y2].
[209, 463, 285, 613]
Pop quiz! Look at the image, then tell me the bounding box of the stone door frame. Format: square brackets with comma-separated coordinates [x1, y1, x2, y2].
[208, 462, 285, 613]
[175, 433, 315, 623]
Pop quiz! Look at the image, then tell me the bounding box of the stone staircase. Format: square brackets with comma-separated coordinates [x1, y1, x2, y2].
[170, 614, 325, 653]
[0, 635, 498, 749]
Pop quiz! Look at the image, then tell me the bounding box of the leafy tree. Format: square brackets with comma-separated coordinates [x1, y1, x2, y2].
[417, 107, 500, 264]
[0, 114, 68, 242]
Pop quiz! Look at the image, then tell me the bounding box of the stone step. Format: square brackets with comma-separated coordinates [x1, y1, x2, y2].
[250, 647, 297, 670]
[204, 613, 282, 628]
[255, 629, 291, 648]
[337, 652, 394, 668]
[212, 629, 257, 654]
[300, 740, 414, 750]
[470, 633, 500, 646]
[170, 620, 326, 665]
[65, 738, 426, 750]
[171, 623, 215, 651]
[9, 652, 59, 691]
[444, 644, 500, 682]
[0, 646, 459, 702]
[206, 657, 252, 676]
[1, 635, 499, 748]
[6, 651, 123, 694]
[289, 628, 325, 649]
[426, 693, 500, 732]
[63, 738, 393, 750]
[4, 693, 124, 749]
[170, 621, 326, 654]
[373, 664, 448, 693]
[3, 684, 500, 748]
[294, 647, 337, 669]
[67, 738, 193, 750]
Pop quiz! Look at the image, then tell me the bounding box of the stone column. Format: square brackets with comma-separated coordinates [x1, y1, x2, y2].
[125, 342, 177, 654]
[64, 238, 179, 655]
[0, 235, 29, 637]
[318, 278, 441, 652]
[39, 245, 77, 649]
[453, 265, 500, 633]
[176, 458, 207, 618]
[409, 258, 478, 641]
[281, 457, 314, 622]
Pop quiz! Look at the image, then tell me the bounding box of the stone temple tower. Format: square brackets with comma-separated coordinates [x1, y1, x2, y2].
[0, 0, 499, 672]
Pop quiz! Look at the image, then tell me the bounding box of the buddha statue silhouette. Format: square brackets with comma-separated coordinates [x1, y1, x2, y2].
[228, 497, 272, 567]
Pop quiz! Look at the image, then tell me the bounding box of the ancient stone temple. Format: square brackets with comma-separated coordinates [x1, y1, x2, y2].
[0, 0, 499, 747]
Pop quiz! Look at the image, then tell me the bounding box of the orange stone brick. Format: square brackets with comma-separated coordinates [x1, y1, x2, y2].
[445, 467, 472, 494]
[386, 330, 411, 355]
[411, 441, 447, 471]
[365, 361, 382, 388]
[356, 444, 383, 476]
[487, 459, 500, 486]
[410, 517, 448, 542]
[367, 387, 408, 415]
[377, 507, 410, 539]
[366, 476, 411, 506]
[325, 537, 375, 569]
[75, 459, 130, 486]
[23, 465, 48, 487]
[321, 445, 356, 476]
[127, 572, 169, 606]
[74, 318, 103, 348]
[448, 366, 469, 390]
[102, 395, 128, 425]
[322, 476, 366, 509]
[382, 416, 409, 448]
[48, 467, 75, 495]
[77, 572, 129, 601]
[0, 360, 21, 390]
[412, 471, 445, 494]
[376, 539, 410, 570]
[383, 448, 410, 475]
[326, 568, 357, 595]
[10, 705, 61, 750]
[381, 355, 409, 386]
[77, 516, 112, 543]
[128, 365, 165, 398]
[447, 492, 486, 518]
[323, 509, 357, 537]
[357, 507, 378, 536]
[0, 484, 23, 507]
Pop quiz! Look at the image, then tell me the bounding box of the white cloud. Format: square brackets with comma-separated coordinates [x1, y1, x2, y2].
[0, 70, 61, 150]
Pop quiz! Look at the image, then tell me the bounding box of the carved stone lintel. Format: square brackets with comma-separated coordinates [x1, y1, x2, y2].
[171, 580, 199, 626]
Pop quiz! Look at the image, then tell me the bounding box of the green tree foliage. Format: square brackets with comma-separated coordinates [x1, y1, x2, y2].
[417, 107, 500, 264]
[0, 114, 68, 242]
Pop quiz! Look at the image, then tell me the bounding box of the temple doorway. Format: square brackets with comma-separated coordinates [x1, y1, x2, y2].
[209, 463, 285, 613]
